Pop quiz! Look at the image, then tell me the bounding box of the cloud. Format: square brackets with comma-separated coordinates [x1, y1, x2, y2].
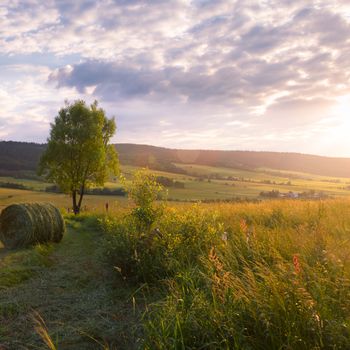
[1, 0, 350, 156]
[0, 64, 88, 142]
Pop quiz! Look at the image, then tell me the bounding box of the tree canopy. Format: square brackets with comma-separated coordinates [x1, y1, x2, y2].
[38, 100, 119, 214]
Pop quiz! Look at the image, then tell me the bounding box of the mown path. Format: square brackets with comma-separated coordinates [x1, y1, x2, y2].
[0, 217, 140, 350]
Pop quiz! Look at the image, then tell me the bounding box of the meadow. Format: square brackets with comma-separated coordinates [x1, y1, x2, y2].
[1, 162, 350, 208]
[1, 167, 350, 348]
[1, 191, 350, 348]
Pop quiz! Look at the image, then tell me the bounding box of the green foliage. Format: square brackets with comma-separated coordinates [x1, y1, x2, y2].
[38, 100, 119, 214]
[127, 169, 164, 208]
[126, 168, 165, 232]
[100, 205, 224, 283]
[101, 169, 168, 282]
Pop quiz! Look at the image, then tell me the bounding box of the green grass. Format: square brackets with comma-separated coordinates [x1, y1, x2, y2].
[2, 198, 350, 348]
[0, 244, 53, 288]
[175, 163, 288, 181]
[100, 163, 350, 200]
[0, 214, 140, 349]
[2, 160, 350, 205]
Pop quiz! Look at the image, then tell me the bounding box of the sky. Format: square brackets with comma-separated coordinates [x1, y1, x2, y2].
[1, 0, 350, 157]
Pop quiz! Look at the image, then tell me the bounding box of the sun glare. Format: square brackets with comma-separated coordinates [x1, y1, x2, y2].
[324, 95, 350, 156]
[334, 95, 350, 117]
[333, 95, 350, 132]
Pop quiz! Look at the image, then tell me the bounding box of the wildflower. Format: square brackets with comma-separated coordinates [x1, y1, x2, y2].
[240, 219, 248, 233]
[241, 219, 255, 245]
[221, 231, 228, 242]
[293, 254, 301, 275]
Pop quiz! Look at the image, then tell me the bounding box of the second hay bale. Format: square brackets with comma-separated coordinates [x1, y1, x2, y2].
[0, 203, 65, 249]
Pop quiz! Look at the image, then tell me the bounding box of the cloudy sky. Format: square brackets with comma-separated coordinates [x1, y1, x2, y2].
[1, 0, 350, 157]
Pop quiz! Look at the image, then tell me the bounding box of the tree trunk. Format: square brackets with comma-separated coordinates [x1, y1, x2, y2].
[72, 190, 80, 215]
[77, 184, 85, 213]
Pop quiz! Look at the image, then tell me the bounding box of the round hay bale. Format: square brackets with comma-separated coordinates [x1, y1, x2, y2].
[0, 203, 65, 249]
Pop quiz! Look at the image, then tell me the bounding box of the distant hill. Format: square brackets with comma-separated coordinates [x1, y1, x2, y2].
[116, 144, 350, 178]
[0, 141, 46, 179]
[1, 141, 350, 178]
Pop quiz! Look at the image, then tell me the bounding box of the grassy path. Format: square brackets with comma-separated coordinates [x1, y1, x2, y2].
[0, 216, 140, 350]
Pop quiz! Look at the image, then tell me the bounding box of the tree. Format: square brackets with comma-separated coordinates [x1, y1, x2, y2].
[38, 100, 119, 214]
[125, 168, 165, 232]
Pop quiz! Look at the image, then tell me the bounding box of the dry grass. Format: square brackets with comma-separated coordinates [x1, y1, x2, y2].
[101, 198, 350, 349]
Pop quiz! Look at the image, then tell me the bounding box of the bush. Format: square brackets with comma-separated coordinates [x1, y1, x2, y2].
[100, 205, 225, 283]
[100, 169, 167, 282]
[126, 169, 165, 232]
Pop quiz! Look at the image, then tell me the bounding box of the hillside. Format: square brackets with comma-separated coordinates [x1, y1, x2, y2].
[1, 141, 350, 178]
[116, 144, 350, 178]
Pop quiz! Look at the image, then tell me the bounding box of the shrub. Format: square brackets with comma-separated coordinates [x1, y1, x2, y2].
[126, 168, 165, 232]
[100, 205, 225, 283]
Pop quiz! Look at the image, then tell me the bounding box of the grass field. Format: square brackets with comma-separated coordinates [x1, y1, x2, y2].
[1, 166, 350, 348]
[0, 215, 139, 349]
[1, 197, 350, 348]
[1, 162, 350, 204]
[124, 163, 350, 200]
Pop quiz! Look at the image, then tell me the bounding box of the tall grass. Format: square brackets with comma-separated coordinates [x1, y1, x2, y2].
[101, 199, 350, 349]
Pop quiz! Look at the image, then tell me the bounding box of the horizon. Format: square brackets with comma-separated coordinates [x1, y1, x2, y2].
[2, 139, 350, 160]
[1, 1, 350, 157]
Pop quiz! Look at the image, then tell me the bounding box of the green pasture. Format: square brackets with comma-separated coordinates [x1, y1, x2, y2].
[1, 161, 350, 205]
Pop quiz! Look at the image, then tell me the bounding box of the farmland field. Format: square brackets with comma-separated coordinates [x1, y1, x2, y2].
[1, 162, 350, 207]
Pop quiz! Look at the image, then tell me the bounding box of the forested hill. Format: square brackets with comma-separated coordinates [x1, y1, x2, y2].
[0, 141, 45, 176]
[1, 141, 350, 178]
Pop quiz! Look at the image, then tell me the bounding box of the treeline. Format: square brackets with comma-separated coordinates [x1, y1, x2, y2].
[156, 176, 185, 188]
[168, 197, 260, 203]
[0, 178, 183, 196]
[0, 182, 28, 190]
[45, 185, 127, 196]
[192, 174, 292, 186]
[0, 182, 128, 196]
[260, 189, 329, 199]
[0, 170, 41, 180]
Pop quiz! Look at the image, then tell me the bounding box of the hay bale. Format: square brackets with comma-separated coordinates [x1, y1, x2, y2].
[0, 203, 65, 249]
